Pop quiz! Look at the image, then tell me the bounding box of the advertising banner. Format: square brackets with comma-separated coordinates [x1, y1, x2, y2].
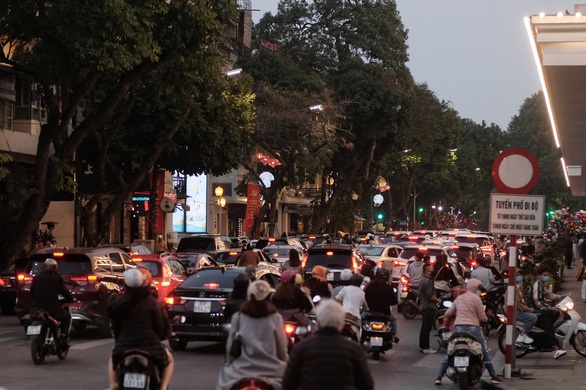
[243, 183, 261, 233]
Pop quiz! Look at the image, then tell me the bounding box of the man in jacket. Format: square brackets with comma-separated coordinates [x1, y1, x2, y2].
[236, 244, 260, 267]
[282, 299, 374, 390]
[30, 258, 74, 346]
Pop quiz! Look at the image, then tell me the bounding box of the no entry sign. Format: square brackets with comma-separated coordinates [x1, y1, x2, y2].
[492, 148, 539, 194]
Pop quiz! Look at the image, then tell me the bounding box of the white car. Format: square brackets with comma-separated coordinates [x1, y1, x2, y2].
[358, 244, 404, 286]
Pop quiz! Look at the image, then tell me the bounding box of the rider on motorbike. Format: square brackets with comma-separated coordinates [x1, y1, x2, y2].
[364, 267, 399, 343]
[30, 258, 74, 347]
[527, 265, 567, 359]
[107, 268, 174, 390]
[273, 270, 313, 324]
[434, 279, 503, 386]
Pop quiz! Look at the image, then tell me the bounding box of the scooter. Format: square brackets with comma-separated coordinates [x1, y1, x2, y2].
[116, 349, 161, 390]
[361, 312, 394, 360]
[281, 311, 315, 351]
[397, 275, 420, 320]
[27, 307, 70, 365]
[445, 331, 484, 390]
[497, 296, 586, 358]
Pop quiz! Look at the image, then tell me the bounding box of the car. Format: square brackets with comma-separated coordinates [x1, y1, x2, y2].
[301, 244, 362, 285]
[176, 234, 233, 259]
[262, 245, 298, 269]
[16, 247, 136, 337]
[175, 252, 218, 274]
[450, 242, 483, 277]
[100, 243, 153, 255]
[130, 254, 188, 302]
[358, 244, 404, 286]
[164, 266, 281, 349]
[0, 257, 29, 315]
[454, 233, 496, 262]
[230, 236, 251, 249]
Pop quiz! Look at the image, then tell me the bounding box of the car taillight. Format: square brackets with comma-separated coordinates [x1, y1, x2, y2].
[0, 279, 5, 286]
[204, 283, 219, 289]
[71, 275, 99, 285]
[371, 322, 384, 330]
[53, 252, 65, 257]
[161, 280, 171, 287]
[18, 273, 33, 282]
[301, 255, 307, 268]
[164, 296, 176, 305]
[285, 323, 296, 335]
[400, 275, 410, 285]
[133, 258, 143, 262]
[394, 261, 406, 267]
[352, 254, 358, 270]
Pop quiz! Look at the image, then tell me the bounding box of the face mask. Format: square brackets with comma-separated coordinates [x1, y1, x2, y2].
[515, 276, 524, 283]
[542, 276, 550, 282]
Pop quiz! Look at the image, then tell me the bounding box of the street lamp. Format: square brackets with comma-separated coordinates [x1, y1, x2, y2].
[215, 186, 225, 234]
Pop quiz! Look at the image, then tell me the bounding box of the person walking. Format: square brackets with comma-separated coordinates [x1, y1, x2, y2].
[154, 234, 168, 254]
[419, 263, 440, 354]
[281, 299, 374, 390]
[216, 280, 288, 390]
[434, 278, 503, 385]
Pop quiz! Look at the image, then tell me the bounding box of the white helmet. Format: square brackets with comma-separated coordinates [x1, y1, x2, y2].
[123, 268, 145, 288]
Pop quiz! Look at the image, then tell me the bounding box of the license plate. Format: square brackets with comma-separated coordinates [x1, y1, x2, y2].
[442, 332, 452, 341]
[454, 356, 469, 367]
[123, 373, 146, 388]
[193, 301, 211, 313]
[326, 272, 334, 281]
[371, 337, 383, 346]
[27, 325, 41, 335]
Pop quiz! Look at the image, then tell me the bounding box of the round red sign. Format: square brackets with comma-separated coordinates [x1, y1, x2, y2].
[492, 148, 539, 194]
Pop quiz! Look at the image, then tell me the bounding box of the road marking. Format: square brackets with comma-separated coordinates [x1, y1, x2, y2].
[0, 337, 21, 343]
[70, 339, 114, 350]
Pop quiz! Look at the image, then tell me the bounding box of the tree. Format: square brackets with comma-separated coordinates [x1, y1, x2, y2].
[255, 0, 414, 233]
[0, 1, 254, 268]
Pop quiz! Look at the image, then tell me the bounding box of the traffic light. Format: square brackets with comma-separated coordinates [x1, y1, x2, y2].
[418, 207, 424, 213]
[377, 213, 384, 220]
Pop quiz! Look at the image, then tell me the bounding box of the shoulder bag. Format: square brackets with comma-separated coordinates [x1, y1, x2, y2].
[434, 268, 450, 291]
[229, 314, 243, 358]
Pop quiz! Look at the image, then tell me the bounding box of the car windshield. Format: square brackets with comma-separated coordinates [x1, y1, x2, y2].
[177, 238, 215, 252]
[180, 270, 242, 289]
[398, 248, 446, 262]
[358, 246, 384, 256]
[305, 252, 352, 269]
[216, 251, 240, 265]
[138, 262, 161, 277]
[264, 247, 291, 257]
[30, 254, 92, 276]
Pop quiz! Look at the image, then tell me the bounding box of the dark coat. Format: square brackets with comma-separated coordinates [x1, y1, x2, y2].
[282, 327, 374, 390]
[236, 250, 260, 267]
[108, 288, 169, 369]
[30, 270, 74, 319]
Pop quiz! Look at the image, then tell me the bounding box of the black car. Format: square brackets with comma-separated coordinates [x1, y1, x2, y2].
[0, 257, 29, 315]
[165, 267, 280, 350]
[302, 244, 361, 285]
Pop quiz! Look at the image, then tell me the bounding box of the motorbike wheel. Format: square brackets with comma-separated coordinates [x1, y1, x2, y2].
[372, 350, 380, 361]
[570, 330, 586, 357]
[169, 337, 188, 351]
[57, 343, 69, 360]
[31, 338, 46, 365]
[497, 331, 529, 358]
[458, 372, 468, 390]
[401, 304, 418, 320]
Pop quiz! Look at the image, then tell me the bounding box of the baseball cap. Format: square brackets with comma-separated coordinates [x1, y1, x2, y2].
[247, 280, 275, 302]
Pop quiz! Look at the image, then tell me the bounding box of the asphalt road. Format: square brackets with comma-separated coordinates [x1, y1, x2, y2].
[1, 277, 584, 389]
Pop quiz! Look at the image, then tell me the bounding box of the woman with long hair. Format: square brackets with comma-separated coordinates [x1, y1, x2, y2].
[282, 249, 302, 273]
[216, 280, 288, 390]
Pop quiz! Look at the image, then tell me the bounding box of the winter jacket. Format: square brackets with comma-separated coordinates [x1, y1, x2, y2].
[30, 270, 74, 320]
[281, 327, 374, 390]
[236, 250, 260, 267]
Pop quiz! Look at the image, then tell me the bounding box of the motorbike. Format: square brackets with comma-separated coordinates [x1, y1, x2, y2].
[397, 275, 420, 320]
[116, 349, 161, 390]
[497, 296, 586, 358]
[27, 307, 70, 365]
[229, 377, 275, 390]
[281, 311, 315, 351]
[445, 331, 484, 390]
[480, 283, 506, 337]
[341, 317, 360, 342]
[435, 298, 454, 351]
[361, 312, 394, 360]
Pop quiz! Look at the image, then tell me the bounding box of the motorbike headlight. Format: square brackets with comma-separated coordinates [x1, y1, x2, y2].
[565, 301, 574, 311]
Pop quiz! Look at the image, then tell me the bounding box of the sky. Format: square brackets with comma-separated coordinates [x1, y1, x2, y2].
[250, 1, 580, 130]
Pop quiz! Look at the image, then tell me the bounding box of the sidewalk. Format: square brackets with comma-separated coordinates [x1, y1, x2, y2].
[487, 274, 586, 390]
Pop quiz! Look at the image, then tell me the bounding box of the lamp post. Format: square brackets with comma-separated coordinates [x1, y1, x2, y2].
[215, 186, 225, 234]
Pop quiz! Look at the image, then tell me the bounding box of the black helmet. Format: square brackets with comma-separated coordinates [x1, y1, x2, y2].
[376, 267, 390, 281]
[44, 258, 58, 272]
[349, 273, 363, 287]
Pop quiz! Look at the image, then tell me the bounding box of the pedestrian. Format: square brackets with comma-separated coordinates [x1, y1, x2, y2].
[565, 234, 574, 269]
[216, 280, 288, 390]
[281, 299, 374, 390]
[405, 251, 425, 288]
[282, 249, 302, 274]
[580, 257, 586, 302]
[471, 255, 496, 290]
[434, 278, 503, 385]
[236, 243, 260, 267]
[154, 234, 168, 254]
[419, 263, 440, 353]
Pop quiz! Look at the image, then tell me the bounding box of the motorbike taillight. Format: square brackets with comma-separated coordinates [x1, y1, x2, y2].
[285, 323, 296, 335]
[371, 322, 384, 330]
[30, 310, 44, 319]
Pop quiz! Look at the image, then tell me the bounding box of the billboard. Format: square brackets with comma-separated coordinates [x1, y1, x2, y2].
[173, 174, 207, 233]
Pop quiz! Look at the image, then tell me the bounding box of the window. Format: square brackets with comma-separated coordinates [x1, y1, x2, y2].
[0, 101, 13, 130]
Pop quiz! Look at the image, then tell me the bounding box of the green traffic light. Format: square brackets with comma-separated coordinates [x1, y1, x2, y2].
[418, 207, 424, 213]
[377, 213, 383, 220]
